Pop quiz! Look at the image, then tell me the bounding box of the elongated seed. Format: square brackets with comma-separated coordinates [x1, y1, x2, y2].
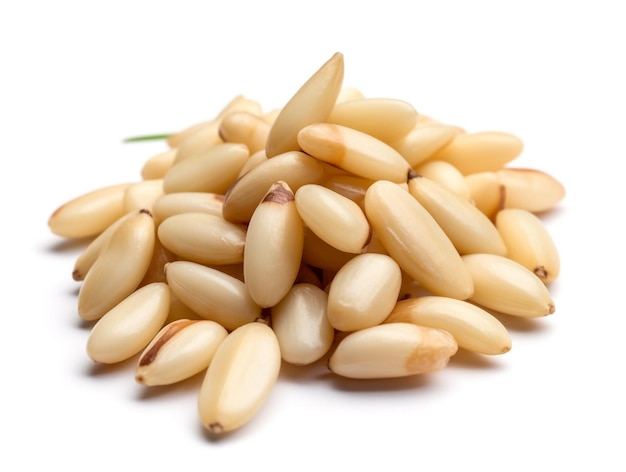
[295, 184, 371, 254]
[78, 209, 155, 320]
[266, 52, 344, 157]
[327, 253, 402, 331]
[431, 131, 524, 175]
[86, 282, 170, 364]
[495, 208, 560, 283]
[48, 183, 132, 238]
[158, 212, 246, 265]
[152, 192, 224, 224]
[407, 172, 507, 255]
[462, 253, 555, 317]
[297, 123, 410, 183]
[328, 322, 458, 379]
[243, 182, 304, 308]
[271, 283, 334, 365]
[385, 296, 511, 355]
[198, 322, 281, 434]
[163, 142, 249, 194]
[327, 97, 418, 144]
[222, 151, 324, 224]
[496, 167, 566, 213]
[364, 180, 474, 299]
[165, 260, 261, 330]
[136, 319, 228, 386]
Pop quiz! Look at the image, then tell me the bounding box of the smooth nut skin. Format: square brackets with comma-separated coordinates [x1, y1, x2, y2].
[327, 253, 402, 332]
[328, 322, 458, 379]
[197, 322, 281, 434]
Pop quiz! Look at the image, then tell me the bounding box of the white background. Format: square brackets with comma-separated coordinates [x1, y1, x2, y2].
[2, 1, 624, 470]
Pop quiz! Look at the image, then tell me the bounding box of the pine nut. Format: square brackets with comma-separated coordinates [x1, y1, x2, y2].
[265, 52, 344, 157]
[495, 208, 560, 283]
[78, 209, 156, 321]
[327, 97, 418, 144]
[157, 212, 246, 265]
[327, 253, 402, 332]
[431, 131, 524, 175]
[328, 323, 458, 379]
[48, 182, 132, 238]
[271, 283, 334, 365]
[86, 282, 170, 364]
[198, 322, 281, 434]
[294, 183, 371, 254]
[48, 51, 565, 437]
[243, 181, 303, 308]
[136, 319, 228, 386]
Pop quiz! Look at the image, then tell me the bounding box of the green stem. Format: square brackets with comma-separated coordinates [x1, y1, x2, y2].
[123, 133, 172, 143]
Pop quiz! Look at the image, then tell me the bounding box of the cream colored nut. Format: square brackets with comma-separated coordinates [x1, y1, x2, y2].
[157, 212, 246, 265]
[327, 97, 418, 144]
[495, 208, 560, 283]
[86, 282, 170, 364]
[462, 253, 555, 317]
[136, 319, 228, 386]
[198, 322, 281, 434]
[431, 131, 524, 175]
[222, 151, 324, 224]
[163, 142, 249, 195]
[385, 296, 512, 355]
[243, 181, 303, 308]
[48, 182, 132, 238]
[328, 322, 458, 379]
[496, 167, 566, 213]
[294, 184, 371, 254]
[407, 172, 507, 256]
[78, 209, 155, 321]
[271, 283, 334, 365]
[327, 253, 402, 332]
[152, 191, 224, 225]
[266, 52, 344, 157]
[165, 260, 262, 331]
[364, 179, 474, 300]
[297, 123, 410, 183]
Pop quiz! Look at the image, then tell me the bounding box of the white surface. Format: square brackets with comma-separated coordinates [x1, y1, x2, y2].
[2, 1, 624, 470]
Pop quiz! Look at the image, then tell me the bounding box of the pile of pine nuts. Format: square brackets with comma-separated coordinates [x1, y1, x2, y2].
[48, 52, 564, 435]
